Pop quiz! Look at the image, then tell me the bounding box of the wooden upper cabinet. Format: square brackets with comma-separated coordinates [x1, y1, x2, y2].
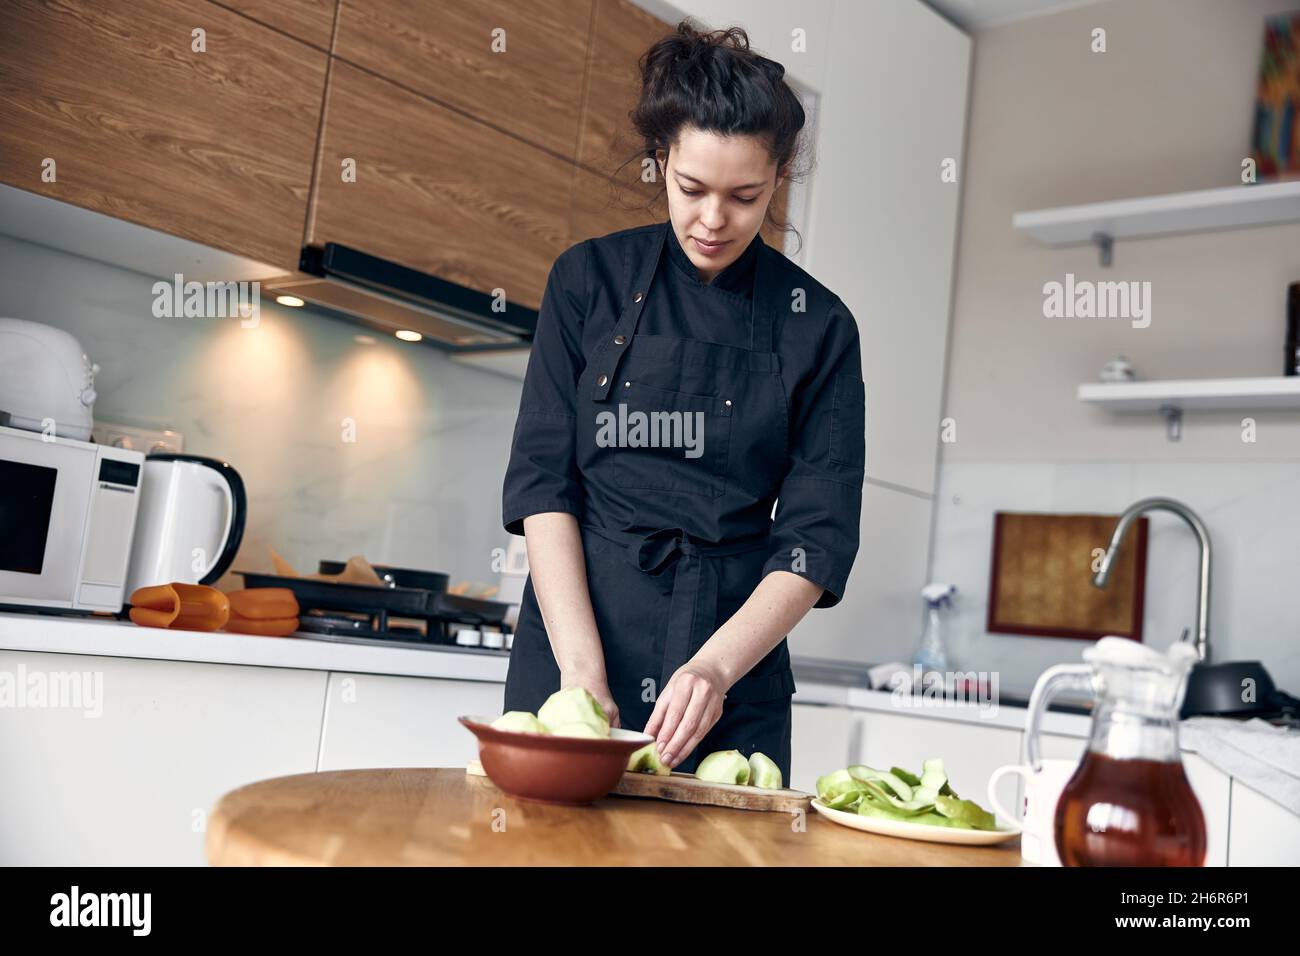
[333, 0, 593, 160]
[311, 61, 573, 309]
[0, 0, 327, 270]
[568, 165, 661, 245]
[576, 0, 667, 182]
[219, 0, 338, 50]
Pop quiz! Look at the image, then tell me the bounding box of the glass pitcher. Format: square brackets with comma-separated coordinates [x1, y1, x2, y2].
[1025, 636, 1207, 867]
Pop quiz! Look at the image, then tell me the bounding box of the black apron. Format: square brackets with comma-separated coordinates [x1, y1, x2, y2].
[504, 222, 796, 782]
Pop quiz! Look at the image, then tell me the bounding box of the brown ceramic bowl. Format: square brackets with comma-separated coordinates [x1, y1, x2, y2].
[460, 715, 653, 805]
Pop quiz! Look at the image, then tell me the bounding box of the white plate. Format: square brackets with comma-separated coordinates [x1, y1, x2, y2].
[811, 797, 1021, 846]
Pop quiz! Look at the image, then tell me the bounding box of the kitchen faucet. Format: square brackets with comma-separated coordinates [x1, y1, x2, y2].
[1092, 496, 1212, 663]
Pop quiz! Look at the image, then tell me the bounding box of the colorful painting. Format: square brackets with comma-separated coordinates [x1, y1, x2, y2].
[1252, 11, 1300, 178]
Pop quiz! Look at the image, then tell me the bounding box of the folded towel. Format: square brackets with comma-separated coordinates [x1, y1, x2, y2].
[1180, 716, 1300, 816]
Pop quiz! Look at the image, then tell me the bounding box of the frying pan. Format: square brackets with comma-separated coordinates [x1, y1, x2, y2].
[316, 560, 449, 593]
[1181, 660, 1300, 719]
[235, 571, 506, 630]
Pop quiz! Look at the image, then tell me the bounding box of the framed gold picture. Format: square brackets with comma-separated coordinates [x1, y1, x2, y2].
[987, 512, 1149, 642]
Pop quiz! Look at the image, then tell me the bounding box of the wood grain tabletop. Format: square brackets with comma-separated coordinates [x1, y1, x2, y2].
[206, 768, 1024, 866]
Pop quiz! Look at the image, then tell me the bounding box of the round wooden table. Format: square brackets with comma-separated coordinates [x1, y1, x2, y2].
[206, 768, 1023, 866]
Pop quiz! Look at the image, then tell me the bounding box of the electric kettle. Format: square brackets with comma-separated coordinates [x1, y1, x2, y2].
[124, 454, 247, 595]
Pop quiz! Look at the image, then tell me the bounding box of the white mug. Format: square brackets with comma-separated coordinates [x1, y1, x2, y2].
[987, 758, 1079, 866]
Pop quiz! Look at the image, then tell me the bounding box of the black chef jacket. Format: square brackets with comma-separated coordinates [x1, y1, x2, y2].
[500, 218, 865, 779]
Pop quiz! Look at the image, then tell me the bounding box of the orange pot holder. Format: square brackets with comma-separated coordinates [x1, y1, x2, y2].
[128, 583, 230, 631]
[224, 587, 300, 637]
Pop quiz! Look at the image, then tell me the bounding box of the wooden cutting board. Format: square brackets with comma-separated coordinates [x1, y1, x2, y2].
[466, 759, 811, 813]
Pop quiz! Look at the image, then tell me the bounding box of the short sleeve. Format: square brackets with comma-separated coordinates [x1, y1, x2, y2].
[501, 242, 591, 536]
[760, 298, 865, 607]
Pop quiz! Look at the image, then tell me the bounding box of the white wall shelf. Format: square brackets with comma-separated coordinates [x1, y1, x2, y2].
[1014, 180, 1300, 265]
[1078, 376, 1300, 440]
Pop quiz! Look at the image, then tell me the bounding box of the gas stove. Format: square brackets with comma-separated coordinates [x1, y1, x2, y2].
[236, 566, 514, 655]
[294, 612, 510, 655]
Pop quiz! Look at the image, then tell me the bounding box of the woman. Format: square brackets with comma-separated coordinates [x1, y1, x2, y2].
[500, 21, 864, 784]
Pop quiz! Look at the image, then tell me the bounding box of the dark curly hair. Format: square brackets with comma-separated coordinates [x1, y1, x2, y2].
[615, 19, 809, 250]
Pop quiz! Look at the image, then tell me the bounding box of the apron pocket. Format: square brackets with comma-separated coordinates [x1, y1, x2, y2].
[610, 382, 732, 497]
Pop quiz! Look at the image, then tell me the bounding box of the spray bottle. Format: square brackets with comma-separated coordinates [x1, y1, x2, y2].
[912, 583, 956, 674]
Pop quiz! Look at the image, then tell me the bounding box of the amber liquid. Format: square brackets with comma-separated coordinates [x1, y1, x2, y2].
[1055, 752, 1207, 867]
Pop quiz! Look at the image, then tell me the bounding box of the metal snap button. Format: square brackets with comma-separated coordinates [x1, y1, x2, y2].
[633, 292, 644, 303]
[624, 381, 631, 388]
[614, 334, 626, 345]
[724, 399, 732, 407]
[596, 374, 608, 387]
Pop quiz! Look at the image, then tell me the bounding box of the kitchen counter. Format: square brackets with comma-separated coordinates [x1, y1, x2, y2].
[206, 767, 1023, 866]
[0, 609, 509, 683]
[789, 656, 1094, 738]
[0, 609, 1089, 735]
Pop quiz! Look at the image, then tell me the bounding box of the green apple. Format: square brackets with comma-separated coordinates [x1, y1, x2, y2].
[748, 752, 783, 790]
[537, 687, 610, 737]
[934, 793, 996, 830]
[695, 750, 751, 785]
[490, 711, 548, 734]
[550, 722, 605, 738]
[627, 742, 671, 775]
[816, 768, 865, 803]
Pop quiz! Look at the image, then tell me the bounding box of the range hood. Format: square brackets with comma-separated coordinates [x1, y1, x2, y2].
[268, 243, 538, 352]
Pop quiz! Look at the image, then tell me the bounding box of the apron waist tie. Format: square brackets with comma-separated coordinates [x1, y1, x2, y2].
[580, 524, 769, 694]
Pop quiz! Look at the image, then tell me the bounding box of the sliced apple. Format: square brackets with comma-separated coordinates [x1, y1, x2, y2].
[627, 742, 671, 775]
[748, 752, 783, 789]
[490, 711, 548, 734]
[537, 686, 610, 737]
[695, 750, 751, 785]
[550, 722, 605, 738]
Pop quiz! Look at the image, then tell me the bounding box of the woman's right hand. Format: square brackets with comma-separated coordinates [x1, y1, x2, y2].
[561, 672, 620, 729]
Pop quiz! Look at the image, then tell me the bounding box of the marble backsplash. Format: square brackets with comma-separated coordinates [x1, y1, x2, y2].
[928, 461, 1300, 694]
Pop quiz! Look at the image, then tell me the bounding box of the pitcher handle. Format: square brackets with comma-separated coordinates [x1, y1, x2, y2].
[1024, 664, 1094, 770]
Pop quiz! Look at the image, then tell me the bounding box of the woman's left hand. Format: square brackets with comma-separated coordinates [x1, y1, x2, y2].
[644, 661, 726, 769]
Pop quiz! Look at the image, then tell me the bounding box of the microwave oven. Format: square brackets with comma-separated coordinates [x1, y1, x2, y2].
[0, 423, 144, 613]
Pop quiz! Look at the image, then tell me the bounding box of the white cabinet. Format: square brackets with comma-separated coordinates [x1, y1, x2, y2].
[790, 703, 856, 794]
[1035, 733, 1232, 867]
[0, 650, 325, 865]
[318, 672, 504, 771]
[855, 710, 1022, 817]
[810, 0, 970, 495]
[1182, 755, 1232, 867]
[786, 0, 971, 667]
[1228, 780, 1300, 866]
[796, 486, 934, 664]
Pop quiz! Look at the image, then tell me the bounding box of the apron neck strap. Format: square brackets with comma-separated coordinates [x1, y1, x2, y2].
[749, 242, 777, 355]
